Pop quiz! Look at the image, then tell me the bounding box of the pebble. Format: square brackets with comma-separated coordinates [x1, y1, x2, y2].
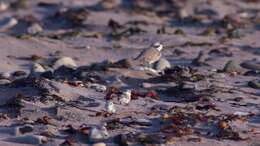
[113, 58, 133, 68]
[0, 79, 11, 85]
[0, 1, 8, 12]
[153, 58, 171, 71]
[89, 83, 107, 92]
[92, 142, 106, 146]
[119, 89, 131, 105]
[14, 125, 33, 136]
[248, 80, 260, 89]
[27, 23, 43, 35]
[8, 135, 47, 145]
[0, 72, 11, 79]
[100, 0, 121, 10]
[222, 60, 241, 73]
[53, 57, 77, 69]
[89, 125, 109, 143]
[105, 101, 116, 114]
[30, 63, 46, 77]
[192, 51, 208, 66]
[240, 59, 260, 71]
[1, 17, 18, 29]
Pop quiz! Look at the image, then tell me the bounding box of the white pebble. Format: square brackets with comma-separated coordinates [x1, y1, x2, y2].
[105, 101, 116, 114]
[89, 125, 109, 143]
[30, 63, 46, 77]
[8, 135, 47, 145]
[0, 1, 8, 12]
[53, 57, 77, 69]
[27, 23, 43, 35]
[92, 142, 106, 146]
[1, 17, 18, 29]
[119, 90, 131, 105]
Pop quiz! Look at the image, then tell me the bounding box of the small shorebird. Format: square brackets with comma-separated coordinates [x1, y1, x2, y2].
[134, 42, 163, 67]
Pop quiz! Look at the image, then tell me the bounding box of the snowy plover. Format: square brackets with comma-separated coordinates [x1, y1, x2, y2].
[134, 42, 163, 67]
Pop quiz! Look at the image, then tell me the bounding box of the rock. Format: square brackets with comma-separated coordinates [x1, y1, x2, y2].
[119, 89, 131, 105]
[89, 83, 107, 92]
[41, 71, 54, 79]
[53, 65, 75, 79]
[53, 57, 77, 69]
[113, 58, 133, 68]
[14, 124, 34, 136]
[92, 142, 106, 146]
[89, 125, 109, 143]
[105, 101, 116, 114]
[0, 79, 11, 85]
[177, 7, 189, 19]
[27, 23, 43, 35]
[1, 17, 18, 29]
[115, 133, 136, 146]
[134, 118, 152, 126]
[222, 60, 241, 73]
[0, 1, 9, 12]
[0, 72, 11, 79]
[192, 51, 208, 66]
[153, 58, 171, 71]
[240, 59, 260, 71]
[7, 135, 47, 145]
[100, 0, 121, 10]
[248, 80, 260, 89]
[12, 70, 27, 79]
[30, 63, 46, 77]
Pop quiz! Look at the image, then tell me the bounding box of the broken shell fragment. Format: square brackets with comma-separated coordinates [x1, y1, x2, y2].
[119, 89, 131, 105]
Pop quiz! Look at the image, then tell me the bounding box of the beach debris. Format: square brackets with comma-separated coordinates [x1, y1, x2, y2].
[119, 89, 131, 105]
[53, 57, 77, 69]
[154, 58, 171, 71]
[27, 23, 43, 35]
[89, 125, 109, 143]
[7, 135, 47, 145]
[105, 101, 116, 114]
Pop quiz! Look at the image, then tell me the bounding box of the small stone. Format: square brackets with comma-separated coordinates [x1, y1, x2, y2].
[240, 59, 260, 71]
[89, 83, 107, 92]
[0, 1, 9, 12]
[30, 63, 46, 77]
[1, 17, 18, 29]
[177, 8, 189, 19]
[0, 79, 11, 85]
[53, 57, 77, 69]
[12, 70, 27, 78]
[0, 72, 11, 79]
[248, 80, 260, 89]
[153, 58, 171, 71]
[113, 58, 133, 68]
[119, 89, 131, 105]
[105, 101, 116, 114]
[92, 142, 106, 146]
[7, 135, 47, 145]
[14, 124, 34, 136]
[100, 0, 121, 10]
[222, 60, 241, 73]
[134, 118, 152, 126]
[192, 51, 208, 66]
[89, 125, 109, 143]
[27, 23, 43, 35]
